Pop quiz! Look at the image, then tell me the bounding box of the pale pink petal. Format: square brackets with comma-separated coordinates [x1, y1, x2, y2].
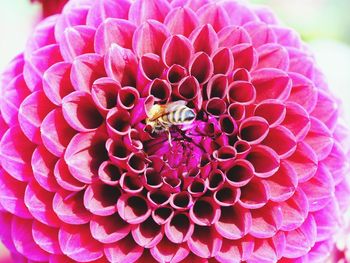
[164, 7, 199, 37]
[129, 0, 171, 25]
[32, 221, 62, 254]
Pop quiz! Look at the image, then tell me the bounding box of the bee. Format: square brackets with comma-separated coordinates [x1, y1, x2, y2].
[146, 100, 196, 145]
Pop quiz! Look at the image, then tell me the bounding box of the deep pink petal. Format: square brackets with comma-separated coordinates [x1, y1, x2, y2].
[151, 236, 189, 263]
[133, 216, 163, 248]
[190, 24, 218, 55]
[187, 226, 222, 258]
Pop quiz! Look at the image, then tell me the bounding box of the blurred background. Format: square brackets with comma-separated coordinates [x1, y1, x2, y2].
[0, 0, 350, 261]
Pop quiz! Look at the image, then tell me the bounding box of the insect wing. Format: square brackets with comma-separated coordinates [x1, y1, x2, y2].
[148, 104, 168, 121]
[164, 100, 187, 113]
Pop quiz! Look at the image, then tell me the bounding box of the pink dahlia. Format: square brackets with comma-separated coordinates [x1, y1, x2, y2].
[1, 0, 349, 262]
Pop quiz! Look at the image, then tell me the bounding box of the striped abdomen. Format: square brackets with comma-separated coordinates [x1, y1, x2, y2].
[160, 106, 196, 125]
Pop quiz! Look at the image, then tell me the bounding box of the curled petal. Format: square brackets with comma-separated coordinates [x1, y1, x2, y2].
[31, 146, 59, 192]
[189, 52, 213, 84]
[251, 68, 292, 103]
[204, 98, 226, 117]
[143, 168, 164, 191]
[170, 191, 193, 211]
[250, 232, 286, 262]
[187, 226, 222, 258]
[283, 215, 317, 259]
[151, 236, 189, 263]
[60, 25, 95, 62]
[0, 169, 32, 218]
[262, 126, 297, 158]
[206, 74, 228, 99]
[106, 139, 130, 169]
[228, 81, 256, 105]
[32, 221, 61, 254]
[225, 159, 254, 187]
[90, 213, 130, 244]
[94, 18, 136, 55]
[91, 77, 121, 114]
[132, 216, 163, 248]
[87, 0, 131, 28]
[164, 7, 199, 37]
[219, 115, 237, 136]
[256, 43, 289, 71]
[254, 99, 286, 128]
[239, 178, 269, 209]
[18, 90, 55, 143]
[137, 54, 165, 89]
[250, 203, 283, 238]
[105, 44, 138, 86]
[120, 173, 143, 193]
[231, 44, 257, 71]
[190, 24, 218, 55]
[231, 68, 251, 82]
[54, 158, 86, 191]
[165, 213, 194, 244]
[84, 184, 120, 216]
[152, 206, 174, 225]
[41, 108, 76, 157]
[215, 205, 251, 240]
[106, 108, 132, 137]
[145, 79, 171, 103]
[228, 103, 245, 122]
[0, 126, 35, 181]
[213, 145, 237, 169]
[207, 169, 225, 191]
[53, 190, 91, 225]
[117, 194, 151, 224]
[132, 20, 170, 58]
[12, 217, 50, 262]
[214, 186, 240, 207]
[117, 86, 140, 110]
[162, 35, 193, 67]
[129, 0, 171, 25]
[187, 178, 207, 198]
[166, 64, 187, 86]
[239, 117, 269, 145]
[147, 190, 170, 207]
[43, 62, 74, 106]
[175, 76, 199, 101]
[216, 236, 254, 263]
[98, 161, 122, 186]
[246, 145, 280, 178]
[59, 224, 103, 262]
[190, 197, 221, 226]
[70, 53, 106, 92]
[234, 140, 251, 159]
[64, 131, 108, 184]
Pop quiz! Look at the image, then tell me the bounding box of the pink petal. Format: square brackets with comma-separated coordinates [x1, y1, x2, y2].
[214, 186, 240, 207]
[164, 7, 199, 37]
[300, 163, 334, 212]
[249, 203, 283, 238]
[24, 182, 60, 226]
[251, 68, 292, 103]
[231, 44, 258, 71]
[262, 126, 297, 158]
[0, 212, 16, 252]
[190, 24, 218, 55]
[94, 18, 136, 55]
[129, 0, 171, 25]
[162, 35, 193, 68]
[1, 74, 30, 126]
[62, 91, 103, 132]
[120, 173, 143, 193]
[228, 103, 245, 122]
[190, 197, 220, 226]
[86, 0, 131, 28]
[170, 191, 193, 211]
[280, 188, 309, 231]
[137, 54, 165, 89]
[171, 0, 210, 12]
[187, 226, 222, 258]
[64, 131, 108, 184]
[285, 141, 317, 182]
[18, 90, 55, 144]
[197, 3, 230, 32]
[206, 74, 228, 100]
[0, 126, 36, 181]
[250, 231, 286, 262]
[59, 224, 103, 262]
[91, 77, 120, 114]
[84, 183, 120, 216]
[287, 72, 318, 113]
[239, 117, 269, 145]
[283, 215, 317, 259]
[218, 25, 251, 48]
[304, 117, 334, 161]
[152, 207, 174, 225]
[215, 204, 251, 240]
[41, 108, 77, 157]
[225, 159, 254, 187]
[246, 145, 280, 178]
[151, 236, 189, 263]
[132, 20, 170, 58]
[265, 161, 297, 202]
[43, 62, 74, 106]
[132, 216, 163, 248]
[254, 99, 286, 128]
[53, 190, 91, 225]
[243, 21, 277, 48]
[322, 141, 348, 184]
[288, 48, 315, 80]
[105, 44, 138, 86]
[165, 212, 194, 244]
[271, 25, 302, 48]
[239, 178, 269, 209]
[54, 158, 86, 191]
[104, 235, 144, 263]
[90, 213, 131, 244]
[23, 44, 63, 91]
[211, 48, 234, 75]
[12, 217, 50, 261]
[0, 169, 32, 218]
[256, 43, 289, 71]
[216, 236, 254, 263]
[217, 1, 258, 25]
[311, 90, 338, 131]
[189, 52, 213, 84]
[32, 221, 62, 254]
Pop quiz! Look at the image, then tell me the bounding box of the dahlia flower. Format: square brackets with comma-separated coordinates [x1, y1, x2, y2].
[1, 0, 349, 262]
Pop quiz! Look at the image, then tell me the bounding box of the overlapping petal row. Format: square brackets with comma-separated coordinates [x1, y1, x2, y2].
[0, 0, 349, 262]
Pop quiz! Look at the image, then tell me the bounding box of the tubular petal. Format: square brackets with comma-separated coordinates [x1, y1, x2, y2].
[187, 226, 222, 258]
